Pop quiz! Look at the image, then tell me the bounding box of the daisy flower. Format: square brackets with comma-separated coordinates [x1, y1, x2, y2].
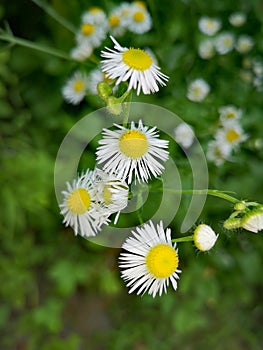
[126, 2, 152, 34]
[193, 224, 218, 251]
[198, 39, 215, 59]
[62, 71, 88, 105]
[198, 17, 221, 36]
[82, 7, 107, 27]
[76, 18, 107, 49]
[241, 209, 263, 233]
[219, 105, 242, 124]
[236, 35, 254, 54]
[174, 122, 195, 149]
[119, 220, 181, 297]
[59, 170, 110, 237]
[215, 123, 248, 149]
[108, 6, 128, 37]
[187, 78, 210, 102]
[206, 139, 232, 166]
[215, 32, 235, 55]
[229, 12, 246, 27]
[96, 120, 169, 184]
[94, 168, 129, 223]
[101, 36, 169, 95]
[70, 42, 93, 61]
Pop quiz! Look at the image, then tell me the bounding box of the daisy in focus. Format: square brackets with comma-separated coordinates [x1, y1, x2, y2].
[193, 224, 218, 251]
[215, 32, 235, 54]
[94, 168, 129, 223]
[101, 36, 169, 95]
[60, 170, 110, 237]
[198, 17, 221, 36]
[187, 78, 210, 102]
[119, 220, 181, 297]
[62, 71, 88, 105]
[96, 120, 169, 184]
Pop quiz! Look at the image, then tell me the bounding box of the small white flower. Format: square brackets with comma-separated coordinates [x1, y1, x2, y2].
[206, 139, 232, 166]
[252, 59, 263, 77]
[70, 43, 93, 61]
[241, 209, 263, 233]
[219, 105, 242, 125]
[174, 123, 195, 148]
[108, 7, 127, 37]
[96, 120, 169, 184]
[198, 17, 221, 36]
[198, 39, 215, 59]
[193, 224, 218, 251]
[215, 123, 248, 149]
[215, 32, 235, 55]
[126, 2, 152, 34]
[62, 71, 88, 105]
[119, 220, 181, 297]
[187, 78, 210, 102]
[229, 12, 246, 27]
[59, 170, 110, 237]
[76, 19, 107, 48]
[94, 168, 129, 223]
[101, 36, 169, 95]
[236, 35, 254, 54]
[82, 7, 108, 28]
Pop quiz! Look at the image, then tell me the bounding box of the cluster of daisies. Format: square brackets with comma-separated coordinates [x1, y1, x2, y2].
[198, 12, 254, 59]
[71, 2, 152, 62]
[206, 105, 248, 166]
[62, 35, 168, 105]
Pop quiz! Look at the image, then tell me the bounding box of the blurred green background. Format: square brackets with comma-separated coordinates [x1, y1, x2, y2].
[1, 0, 263, 349]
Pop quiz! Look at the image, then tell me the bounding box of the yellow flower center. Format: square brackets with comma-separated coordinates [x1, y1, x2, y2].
[146, 244, 179, 278]
[66, 188, 91, 214]
[133, 11, 145, 22]
[223, 37, 232, 47]
[109, 15, 120, 27]
[103, 185, 113, 205]
[122, 48, 152, 70]
[89, 7, 102, 13]
[119, 129, 148, 158]
[134, 1, 146, 9]
[73, 80, 85, 92]
[226, 129, 240, 143]
[226, 111, 235, 119]
[206, 19, 215, 29]
[81, 23, 95, 36]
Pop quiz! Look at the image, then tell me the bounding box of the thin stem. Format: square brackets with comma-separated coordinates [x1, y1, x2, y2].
[172, 235, 194, 243]
[0, 33, 72, 60]
[122, 90, 132, 127]
[162, 188, 240, 204]
[31, 0, 77, 34]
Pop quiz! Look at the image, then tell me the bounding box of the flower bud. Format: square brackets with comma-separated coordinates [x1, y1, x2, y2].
[106, 96, 122, 115]
[193, 224, 218, 251]
[97, 82, 113, 101]
[241, 210, 263, 233]
[223, 217, 242, 230]
[234, 201, 246, 212]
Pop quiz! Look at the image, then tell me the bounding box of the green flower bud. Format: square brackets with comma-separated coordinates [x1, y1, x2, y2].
[223, 217, 242, 230]
[234, 201, 246, 212]
[97, 82, 113, 101]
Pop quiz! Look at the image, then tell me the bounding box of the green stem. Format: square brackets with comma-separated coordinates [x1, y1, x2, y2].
[31, 0, 76, 34]
[162, 188, 239, 204]
[172, 235, 194, 243]
[0, 33, 72, 60]
[122, 90, 132, 127]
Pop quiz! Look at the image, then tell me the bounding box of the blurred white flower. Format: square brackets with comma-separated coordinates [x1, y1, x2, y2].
[62, 71, 88, 105]
[82, 7, 108, 28]
[76, 19, 107, 48]
[206, 139, 232, 166]
[236, 35, 254, 54]
[70, 43, 93, 61]
[187, 78, 210, 102]
[198, 17, 221, 36]
[219, 105, 242, 124]
[229, 12, 246, 27]
[198, 39, 215, 59]
[126, 2, 152, 34]
[174, 123, 195, 148]
[215, 32, 235, 54]
[215, 123, 248, 149]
